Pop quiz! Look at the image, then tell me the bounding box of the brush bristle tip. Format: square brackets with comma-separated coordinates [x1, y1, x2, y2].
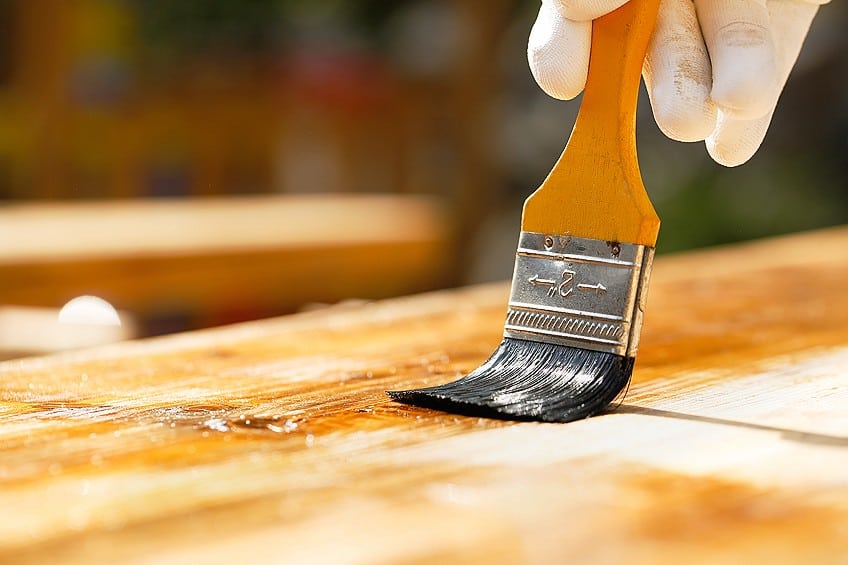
[387, 338, 634, 423]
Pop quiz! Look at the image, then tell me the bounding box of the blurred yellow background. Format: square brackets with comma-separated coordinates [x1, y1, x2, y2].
[1, 0, 846, 354]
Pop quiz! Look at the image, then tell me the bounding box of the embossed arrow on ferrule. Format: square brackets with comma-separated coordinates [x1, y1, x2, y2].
[529, 275, 558, 297]
[577, 282, 607, 295]
[528, 275, 556, 288]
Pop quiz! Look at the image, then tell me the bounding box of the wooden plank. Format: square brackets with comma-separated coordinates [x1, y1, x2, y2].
[1, 226, 847, 564]
[0, 194, 450, 327]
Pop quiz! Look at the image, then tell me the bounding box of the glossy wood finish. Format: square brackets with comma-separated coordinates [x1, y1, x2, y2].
[524, 0, 661, 245]
[1, 227, 847, 564]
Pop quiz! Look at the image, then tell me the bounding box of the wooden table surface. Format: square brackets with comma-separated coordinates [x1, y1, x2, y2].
[1, 227, 847, 564]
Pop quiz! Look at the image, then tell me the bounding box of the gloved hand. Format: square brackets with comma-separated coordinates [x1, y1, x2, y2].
[528, 0, 828, 167]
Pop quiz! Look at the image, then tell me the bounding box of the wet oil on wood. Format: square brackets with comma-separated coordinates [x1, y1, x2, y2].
[1, 227, 848, 564]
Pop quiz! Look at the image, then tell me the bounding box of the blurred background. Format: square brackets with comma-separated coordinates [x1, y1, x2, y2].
[1, 0, 846, 357]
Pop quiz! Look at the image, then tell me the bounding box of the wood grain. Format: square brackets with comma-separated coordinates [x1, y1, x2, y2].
[1, 226, 848, 564]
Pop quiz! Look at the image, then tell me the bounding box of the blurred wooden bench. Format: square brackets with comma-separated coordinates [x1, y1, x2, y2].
[0, 194, 449, 343]
[0, 226, 846, 563]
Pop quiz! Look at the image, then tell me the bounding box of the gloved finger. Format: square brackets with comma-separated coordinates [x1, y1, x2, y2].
[528, 0, 591, 100]
[706, 110, 772, 166]
[706, 0, 820, 166]
[550, 0, 631, 22]
[767, 0, 821, 86]
[643, 0, 716, 142]
[695, 0, 777, 120]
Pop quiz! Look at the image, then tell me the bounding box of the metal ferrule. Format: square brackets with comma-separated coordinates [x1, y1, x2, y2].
[503, 231, 654, 357]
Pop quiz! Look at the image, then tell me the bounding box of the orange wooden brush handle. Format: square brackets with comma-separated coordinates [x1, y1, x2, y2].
[522, 0, 661, 246]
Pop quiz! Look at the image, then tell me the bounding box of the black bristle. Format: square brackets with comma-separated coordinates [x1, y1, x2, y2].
[387, 338, 634, 423]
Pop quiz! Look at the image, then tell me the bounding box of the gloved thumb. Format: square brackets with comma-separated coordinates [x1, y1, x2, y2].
[528, 0, 591, 100]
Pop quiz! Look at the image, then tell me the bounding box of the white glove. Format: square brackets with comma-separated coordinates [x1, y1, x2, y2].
[527, 0, 828, 167]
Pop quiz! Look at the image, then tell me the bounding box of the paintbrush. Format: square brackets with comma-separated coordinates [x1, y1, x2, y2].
[388, 0, 661, 422]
